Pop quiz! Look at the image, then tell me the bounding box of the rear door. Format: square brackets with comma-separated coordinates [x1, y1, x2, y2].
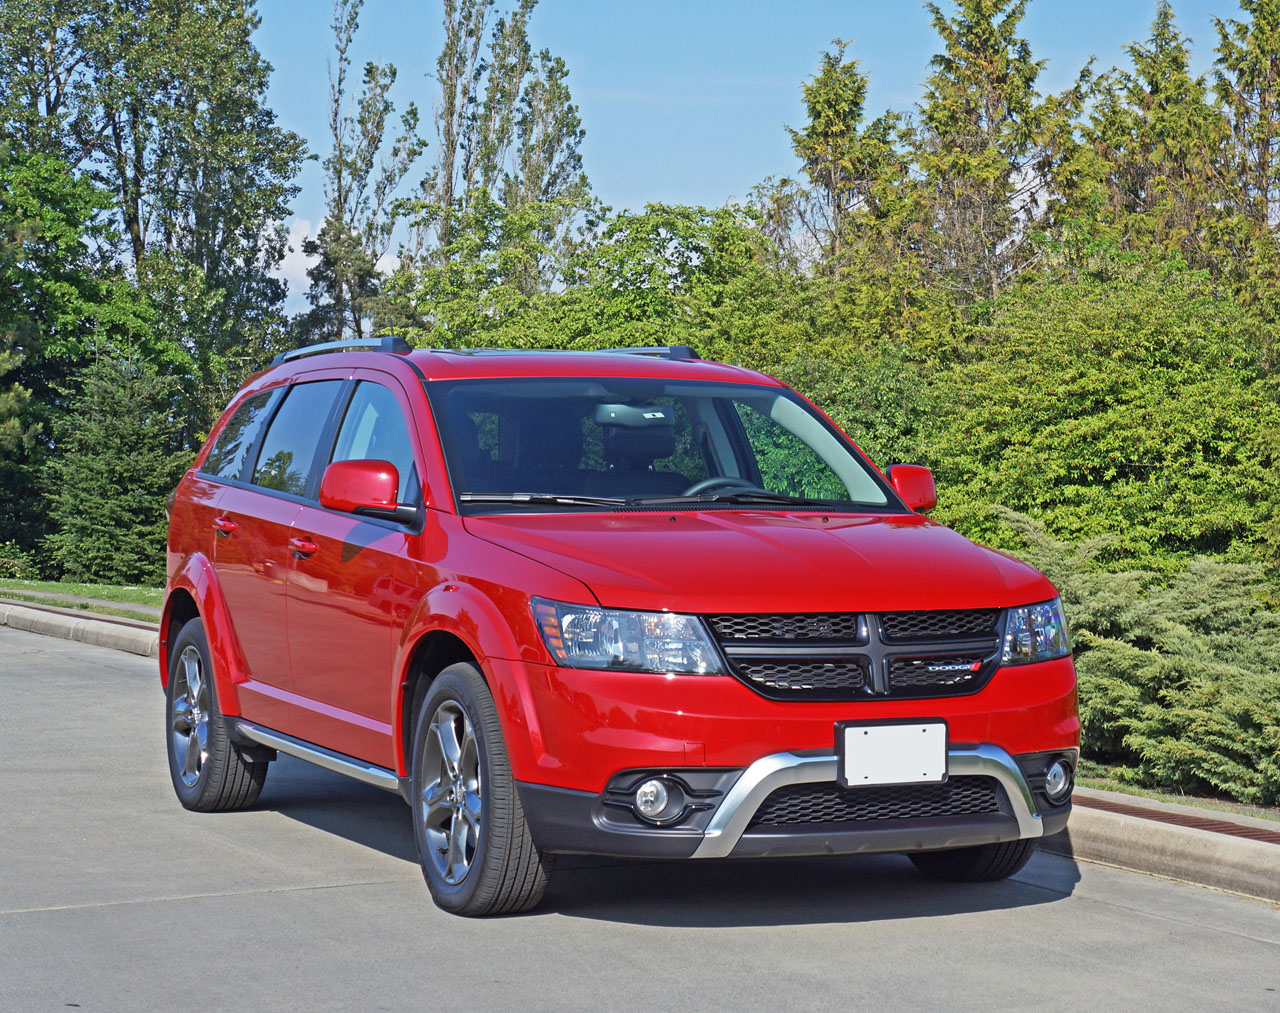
[213, 376, 346, 728]
[284, 372, 423, 765]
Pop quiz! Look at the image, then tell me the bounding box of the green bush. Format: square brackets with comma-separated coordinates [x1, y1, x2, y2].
[0, 540, 38, 579]
[998, 508, 1280, 805]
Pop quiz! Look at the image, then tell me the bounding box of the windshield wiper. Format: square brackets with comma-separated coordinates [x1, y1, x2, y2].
[459, 492, 629, 508]
[628, 490, 838, 507]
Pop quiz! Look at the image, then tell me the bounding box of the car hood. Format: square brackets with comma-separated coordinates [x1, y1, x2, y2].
[463, 510, 1056, 614]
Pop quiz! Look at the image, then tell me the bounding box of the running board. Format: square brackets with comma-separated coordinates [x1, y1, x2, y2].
[234, 720, 400, 792]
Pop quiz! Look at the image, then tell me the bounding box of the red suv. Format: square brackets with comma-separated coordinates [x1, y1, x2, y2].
[162, 339, 1078, 915]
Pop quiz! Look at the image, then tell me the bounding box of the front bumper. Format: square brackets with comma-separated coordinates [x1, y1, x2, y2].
[518, 744, 1072, 860]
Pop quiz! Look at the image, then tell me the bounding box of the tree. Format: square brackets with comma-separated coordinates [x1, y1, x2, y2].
[300, 0, 424, 342]
[1215, 0, 1280, 228]
[0, 0, 306, 438]
[916, 0, 1046, 302]
[778, 41, 901, 267]
[1084, 3, 1230, 264]
[0, 143, 157, 552]
[45, 347, 187, 585]
[408, 0, 591, 293]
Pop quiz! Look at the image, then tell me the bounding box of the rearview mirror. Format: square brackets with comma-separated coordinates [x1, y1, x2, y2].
[319, 459, 419, 524]
[888, 464, 937, 513]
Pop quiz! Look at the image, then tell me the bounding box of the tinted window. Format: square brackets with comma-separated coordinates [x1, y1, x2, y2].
[330, 381, 418, 502]
[251, 380, 343, 496]
[202, 390, 275, 480]
[428, 377, 893, 510]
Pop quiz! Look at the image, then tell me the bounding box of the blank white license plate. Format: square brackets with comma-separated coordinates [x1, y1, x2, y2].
[839, 721, 947, 787]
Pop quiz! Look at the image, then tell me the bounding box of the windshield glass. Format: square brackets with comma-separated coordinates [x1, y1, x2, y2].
[426, 377, 896, 512]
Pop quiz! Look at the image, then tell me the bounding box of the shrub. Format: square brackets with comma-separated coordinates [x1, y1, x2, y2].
[996, 508, 1280, 805]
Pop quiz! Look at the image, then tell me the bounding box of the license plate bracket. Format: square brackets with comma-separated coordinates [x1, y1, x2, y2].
[836, 720, 948, 788]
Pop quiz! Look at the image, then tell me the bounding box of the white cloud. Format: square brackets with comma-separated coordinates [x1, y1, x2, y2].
[277, 217, 318, 291]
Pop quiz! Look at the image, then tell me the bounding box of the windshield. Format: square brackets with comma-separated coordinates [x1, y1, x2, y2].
[426, 376, 897, 513]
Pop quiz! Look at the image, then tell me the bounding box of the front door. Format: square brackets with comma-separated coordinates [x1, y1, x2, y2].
[286, 376, 421, 765]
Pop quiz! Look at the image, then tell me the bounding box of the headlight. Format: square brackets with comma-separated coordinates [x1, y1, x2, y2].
[531, 598, 725, 674]
[1002, 597, 1071, 666]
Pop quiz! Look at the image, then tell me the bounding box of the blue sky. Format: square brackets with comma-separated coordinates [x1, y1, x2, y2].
[255, 0, 1236, 296]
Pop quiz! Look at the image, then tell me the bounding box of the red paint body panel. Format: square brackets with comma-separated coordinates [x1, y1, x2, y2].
[462, 510, 1055, 614]
[165, 346, 1080, 805]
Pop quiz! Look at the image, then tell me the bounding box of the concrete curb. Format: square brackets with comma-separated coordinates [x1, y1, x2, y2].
[1044, 791, 1280, 904]
[0, 601, 159, 658]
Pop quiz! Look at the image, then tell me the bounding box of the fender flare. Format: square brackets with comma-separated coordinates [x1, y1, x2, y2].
[161, 554, 249, 718]
[391, 582, 546, 779]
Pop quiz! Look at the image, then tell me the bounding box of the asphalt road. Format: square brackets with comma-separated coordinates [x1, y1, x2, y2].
[2, 627, 1278, 1012]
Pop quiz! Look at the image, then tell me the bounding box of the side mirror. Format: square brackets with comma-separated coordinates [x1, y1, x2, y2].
[319, 459, 419, 524]
[888, 464, 937, 513]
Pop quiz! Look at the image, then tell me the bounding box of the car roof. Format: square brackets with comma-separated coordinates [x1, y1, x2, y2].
[258, 345, 784, 388]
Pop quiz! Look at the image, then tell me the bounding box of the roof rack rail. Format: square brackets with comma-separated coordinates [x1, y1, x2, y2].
[271, 335, 411, 366]
[600, 345, 701, 360]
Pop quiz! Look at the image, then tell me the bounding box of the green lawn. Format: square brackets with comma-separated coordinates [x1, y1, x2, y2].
[0, 577, 163, 606]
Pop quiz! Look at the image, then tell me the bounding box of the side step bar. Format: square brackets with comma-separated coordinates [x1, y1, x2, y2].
[234, 720, 401, 793]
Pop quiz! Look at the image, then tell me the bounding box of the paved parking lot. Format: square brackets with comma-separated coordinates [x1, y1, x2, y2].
[2, 626, 1278, 1011]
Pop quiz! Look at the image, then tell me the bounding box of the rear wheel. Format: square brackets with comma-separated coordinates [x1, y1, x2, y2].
[908, 838, 1035, 882]
[165, 617, 268, 812]
[410, 662, 554, 916]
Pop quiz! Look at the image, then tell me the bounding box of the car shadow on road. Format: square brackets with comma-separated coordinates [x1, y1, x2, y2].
[257, 756, 1083, 927]
[257, 755, 419, 865]
[543, 850, 1081, 927]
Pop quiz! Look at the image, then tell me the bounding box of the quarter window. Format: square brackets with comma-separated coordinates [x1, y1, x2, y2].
[202, 390, 276, 481]
[330, 381, 418, 502]
[251, 380, 344, 496]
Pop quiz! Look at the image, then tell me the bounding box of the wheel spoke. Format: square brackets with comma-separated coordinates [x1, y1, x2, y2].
[446, 811, 470, 882]
[183, 649, 203, 709]
[171, 696, 193, 732]
[461, 790, 482, 831]
[428, 710, 462, 780]
[183, 728, 201, 778]
[421, 778, 451, 830]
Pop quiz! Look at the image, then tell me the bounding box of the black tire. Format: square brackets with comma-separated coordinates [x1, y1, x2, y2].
[908, 838, 1035, 882]
[410, 662, 554, 916]
[165, 617, 268, 812]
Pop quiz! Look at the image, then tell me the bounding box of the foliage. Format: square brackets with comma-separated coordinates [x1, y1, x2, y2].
[921, 258, 1279, 572]
[45, 349, 188, 585]
[299, 0, 424, 343]
[0, 144, 157, 551]
[1002, 510, 1280, 805]
[0, 542, 39, 579]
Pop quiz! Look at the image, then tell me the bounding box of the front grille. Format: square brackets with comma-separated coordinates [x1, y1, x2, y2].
[706, 613, 864, 642]
[887, 654, 988, 692]
[735, 658, 868, 697]
[748, 776, 1003, 828]
[706, 608, 1004, 702]
[880, 608, 999, 642]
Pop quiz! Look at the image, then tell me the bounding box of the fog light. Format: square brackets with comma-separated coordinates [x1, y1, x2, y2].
[1045, 760, 1072, 802]
[635, 779, 669, 818]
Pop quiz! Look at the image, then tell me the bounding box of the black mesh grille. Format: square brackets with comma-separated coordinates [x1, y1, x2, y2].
[748, 776, 1003, 828]
[880, 609, 999, 642]
[706, 613, 864, 642]
[887, 655, 988, 691]
[735, 658, 868, 694]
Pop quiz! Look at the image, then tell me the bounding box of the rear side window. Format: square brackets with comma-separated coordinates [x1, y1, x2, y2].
[330, 381, 418, 502]
[202, 390, 275, 480]
[251, 380, 344, 496]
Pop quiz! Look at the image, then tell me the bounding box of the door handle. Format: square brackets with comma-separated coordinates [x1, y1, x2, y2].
[289, 536, 319, 558]
[212, 517, 238, 537]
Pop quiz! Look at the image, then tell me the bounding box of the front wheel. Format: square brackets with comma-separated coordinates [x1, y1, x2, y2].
[907, 838, 1035, 882]
[410, 662, 554, 916]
